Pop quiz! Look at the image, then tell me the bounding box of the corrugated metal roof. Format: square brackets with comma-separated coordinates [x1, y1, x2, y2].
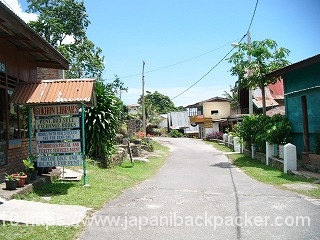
[10, 79, 95, 106]
[252, 80, 284, 109]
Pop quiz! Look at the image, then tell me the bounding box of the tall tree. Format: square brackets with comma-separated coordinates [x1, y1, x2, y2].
[26, 0, 104, 80]
[137, 91, 178, 126]
[228, 39, 290, 115]
[26, 0, 89, 47]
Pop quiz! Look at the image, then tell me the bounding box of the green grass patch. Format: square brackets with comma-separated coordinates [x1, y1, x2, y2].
[204, 140, 233, 152]
[206, 140, 320, 199]
[0, 140, 169, 240]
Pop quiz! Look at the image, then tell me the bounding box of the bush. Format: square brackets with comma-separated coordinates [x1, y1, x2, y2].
[265, 114, 291, 145]
[205, 131, 223, 140]
[169, 129, 184, 138]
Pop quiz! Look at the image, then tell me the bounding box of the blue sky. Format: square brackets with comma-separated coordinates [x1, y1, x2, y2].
[2, 0, 320, 106]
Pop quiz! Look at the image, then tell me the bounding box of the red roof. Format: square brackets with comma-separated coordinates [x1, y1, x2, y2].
[10, 79, 96, 106]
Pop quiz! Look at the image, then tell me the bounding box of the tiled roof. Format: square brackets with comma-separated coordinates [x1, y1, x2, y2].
[10, 79, 95, 106]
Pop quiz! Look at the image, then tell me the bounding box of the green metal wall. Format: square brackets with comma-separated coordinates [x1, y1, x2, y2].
[284, 63, 320, 156]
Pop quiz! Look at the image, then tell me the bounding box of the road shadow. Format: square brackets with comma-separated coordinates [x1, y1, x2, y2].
[209, 162, 234, 168]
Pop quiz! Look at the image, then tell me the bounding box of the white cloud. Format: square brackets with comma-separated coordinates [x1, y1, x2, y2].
[1, 0, 38, 22]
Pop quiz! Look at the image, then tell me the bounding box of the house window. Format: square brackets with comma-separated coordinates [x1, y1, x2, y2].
[0, 73, 28, 166]
[211, 110, 219, 115]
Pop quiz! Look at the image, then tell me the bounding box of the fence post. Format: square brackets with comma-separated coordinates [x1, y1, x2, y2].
[283, 143, 297, 173]
[233, 137, 241, 152]
[228, 135, 233, 148]
[223, 133, 228, 146]
[266, 142, 273, 165]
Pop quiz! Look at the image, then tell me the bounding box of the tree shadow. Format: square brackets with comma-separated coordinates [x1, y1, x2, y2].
[32, 181, 77, 197]
[209, 162, 234, 168]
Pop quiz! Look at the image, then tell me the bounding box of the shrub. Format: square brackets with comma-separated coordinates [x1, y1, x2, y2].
[169, 129, 184, 138]
[265, 114, 291, 145]
[205, 131, 223, 140]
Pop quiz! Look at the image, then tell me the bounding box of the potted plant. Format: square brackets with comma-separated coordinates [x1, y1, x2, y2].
[12, 172, 27, 187]
[23, 157, 35, 183]
[4, 173, 18, 190]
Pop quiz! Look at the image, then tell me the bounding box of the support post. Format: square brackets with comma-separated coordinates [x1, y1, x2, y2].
[81, 104, 87, 186]
[28, 106, 33, 156]
[284, 143, 297, 173]
[301, 95, 310, 152]
[265, 142, 273, 165]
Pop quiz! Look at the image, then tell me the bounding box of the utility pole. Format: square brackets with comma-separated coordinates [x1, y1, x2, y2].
[247, 31, 253, 115]
[141, 61, 146, 136]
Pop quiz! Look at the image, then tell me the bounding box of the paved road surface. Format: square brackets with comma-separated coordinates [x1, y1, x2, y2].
[80, 137, 320, 240]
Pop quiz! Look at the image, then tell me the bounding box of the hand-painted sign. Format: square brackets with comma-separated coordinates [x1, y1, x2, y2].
[37, 141, 81, 154]
[36, 154, 82, 167]
[34, 104, 79, 116]
[36, 130, 81, 141]
[35, 117, 80, 130]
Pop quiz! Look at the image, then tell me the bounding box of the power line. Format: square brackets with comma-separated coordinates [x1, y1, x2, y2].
[102, 39, 241, 81]
[170, 0, 259, 101]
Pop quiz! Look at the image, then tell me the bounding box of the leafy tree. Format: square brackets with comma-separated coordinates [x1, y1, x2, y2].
[138, 91, 177, 115]
[228, 39, 290, 115]
[58, 38, 105, 80]
[222, 85, 238, 110]
[26, 0, 104, 81]
[26, 0, 89, 47]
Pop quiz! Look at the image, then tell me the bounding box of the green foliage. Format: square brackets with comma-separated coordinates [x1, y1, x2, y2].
[138, 91, 177, 115]
[85, 80, 124, 158]
[228, 39, 290, 114]
[169, 129, 184, 138]
[237, 115, 269, 150]
[27, 0, 105, 82]
[4, 173, 17, 181]
[58, 38, 105, 80]
[265, 114, 291, 145]
[27, 0, 89, 47]
[222, 85, 238, 109]
[237, 114, 292, 151]
[23, 157, 35, 173]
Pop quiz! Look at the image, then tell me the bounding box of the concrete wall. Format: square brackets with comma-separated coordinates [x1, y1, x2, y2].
[203, 101, 230, 120]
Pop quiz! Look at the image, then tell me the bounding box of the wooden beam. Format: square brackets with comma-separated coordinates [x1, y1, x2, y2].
[301, 95, 310, 152]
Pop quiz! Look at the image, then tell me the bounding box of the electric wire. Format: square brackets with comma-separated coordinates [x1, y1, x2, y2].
[170, 0, 259, 101]
[102, 39, 241, 82]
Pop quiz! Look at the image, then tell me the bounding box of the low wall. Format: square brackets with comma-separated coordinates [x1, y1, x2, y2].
[301, 152, 320, 173]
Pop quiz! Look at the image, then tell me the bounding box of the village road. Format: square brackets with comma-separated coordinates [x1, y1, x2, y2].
[79, 137, 320, 240]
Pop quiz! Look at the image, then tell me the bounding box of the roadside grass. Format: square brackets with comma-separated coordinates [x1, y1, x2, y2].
[0, 139, 169, 240]
[206, 140, 320, 199]
[204, 140, 233, 152]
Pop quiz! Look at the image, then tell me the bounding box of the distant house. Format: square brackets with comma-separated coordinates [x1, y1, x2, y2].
[186, 97, 231, 138]
[128, 104, 140, 115]
[266, 54, 320, 157]
[238, 80, 284, 116]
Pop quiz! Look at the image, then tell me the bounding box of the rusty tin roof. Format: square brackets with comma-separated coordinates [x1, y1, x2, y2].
[10, 79, 96, 106]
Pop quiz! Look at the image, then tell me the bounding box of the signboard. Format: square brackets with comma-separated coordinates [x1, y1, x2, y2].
[37, 141, 81, 154]
[36, 154, 82, 167]
[36, 130, 80, 141]
[34, 104, 79, 116]
[35, 117, 80, 130]
[204, 118, 213, 128]
[34, 104, 83, 168]
[8, 139, 22, 149]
